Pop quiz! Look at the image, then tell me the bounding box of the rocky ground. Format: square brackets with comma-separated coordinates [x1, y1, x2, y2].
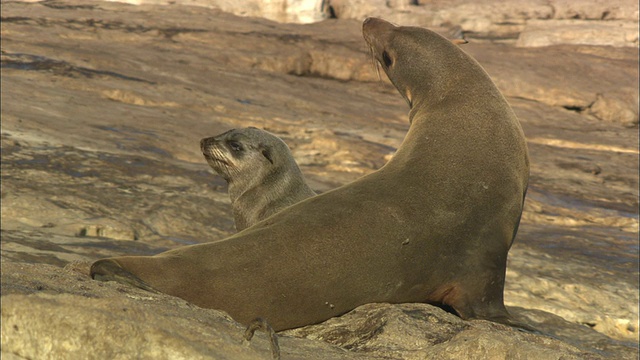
[1, 0, 638, 359]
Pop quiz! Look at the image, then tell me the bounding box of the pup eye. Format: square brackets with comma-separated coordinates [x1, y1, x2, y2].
[228, 140, 243, 152]
[382, 51, 393, 67]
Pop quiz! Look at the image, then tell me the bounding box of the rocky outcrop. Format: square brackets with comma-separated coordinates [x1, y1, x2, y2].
[3, 261, 634, 359]
[107, 0, 326, 23]
[1, 0, 638, 359]
[516, 19, 639, 47]
[1, 262, 366, 360]
[102, 0, 640, 47]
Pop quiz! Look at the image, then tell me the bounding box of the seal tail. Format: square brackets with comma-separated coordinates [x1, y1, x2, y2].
[91, 259, 160, 294]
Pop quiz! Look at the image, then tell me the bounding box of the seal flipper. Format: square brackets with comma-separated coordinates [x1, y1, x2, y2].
[91, 259, 160, 294]
[244, 317, 281, 360]
[440, 277, 541, 334]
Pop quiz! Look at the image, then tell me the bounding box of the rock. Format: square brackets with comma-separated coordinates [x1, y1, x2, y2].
[285, 303, 619, 359]
[506, 245, 639, 343]
[326, 0, 640, 42]
[589, 93, 640, 127]
[4, 261, 635, 359]
[1, 261, 366, 360]
[550, 0, 639, 21]
[1, 0, 638, 358]
[516, 19, 639, 48]
[107, 0, 326, 23]
[463, 43, 639, 126]
[323, 0, 553, 38]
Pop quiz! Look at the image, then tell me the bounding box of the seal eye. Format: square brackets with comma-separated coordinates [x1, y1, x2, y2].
[228, 140, 243, 152]
[382, 51, 393, 68]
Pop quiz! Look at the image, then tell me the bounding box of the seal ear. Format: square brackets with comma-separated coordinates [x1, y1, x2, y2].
[261, 147, 274, 164]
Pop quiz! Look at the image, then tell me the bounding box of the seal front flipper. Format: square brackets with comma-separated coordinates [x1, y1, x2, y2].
[91, 259, 160, 294]
[244, 317, 281, 360]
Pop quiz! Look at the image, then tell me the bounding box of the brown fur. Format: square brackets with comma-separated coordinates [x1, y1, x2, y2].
[91, 18, 529, 331]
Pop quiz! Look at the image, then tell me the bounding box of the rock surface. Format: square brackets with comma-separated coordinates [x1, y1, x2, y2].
[2, 261, 365, 360]
[516, 19, 639, 48]
[1, 0, 638, 359]
[104, 0, 640, 46]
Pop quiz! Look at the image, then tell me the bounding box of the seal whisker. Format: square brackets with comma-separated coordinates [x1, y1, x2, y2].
[368, 44, 382, 81]
[211, 148, 232, 168]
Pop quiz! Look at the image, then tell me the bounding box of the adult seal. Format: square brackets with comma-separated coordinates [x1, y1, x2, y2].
[91, 18, 530, 331]
[201, 127, 316, 231]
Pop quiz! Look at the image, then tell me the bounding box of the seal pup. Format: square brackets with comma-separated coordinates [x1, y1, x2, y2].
[201, 127, 316, 231]
[91, 18, 530, 331]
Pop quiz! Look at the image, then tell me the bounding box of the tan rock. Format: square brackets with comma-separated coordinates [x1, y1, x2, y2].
[1, 262, 365, 360]
[106, 0, 325, 23]
[285, 303, 621, 359]
[1, 1, 637, 358]
[517, 19, 639, 47]
[550, 0, 640, 21]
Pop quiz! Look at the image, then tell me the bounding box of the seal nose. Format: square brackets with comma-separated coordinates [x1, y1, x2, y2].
[201, 137, 214, 152]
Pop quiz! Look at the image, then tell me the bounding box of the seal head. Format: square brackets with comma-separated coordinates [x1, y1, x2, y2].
[201, 127, 315, 231]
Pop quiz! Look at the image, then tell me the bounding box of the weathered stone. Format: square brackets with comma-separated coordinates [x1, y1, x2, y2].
[285, 303, 618, 359]
[517, 19, 639, 48]
[589, 93, 640, 126]
[1, 262, 368, 360]
[550, 0, 639, 21]
[107, 0, 326, 23]
[1, 1, 638, 359]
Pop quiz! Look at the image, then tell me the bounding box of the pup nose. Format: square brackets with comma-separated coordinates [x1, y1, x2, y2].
[200, 137, 213, 152]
